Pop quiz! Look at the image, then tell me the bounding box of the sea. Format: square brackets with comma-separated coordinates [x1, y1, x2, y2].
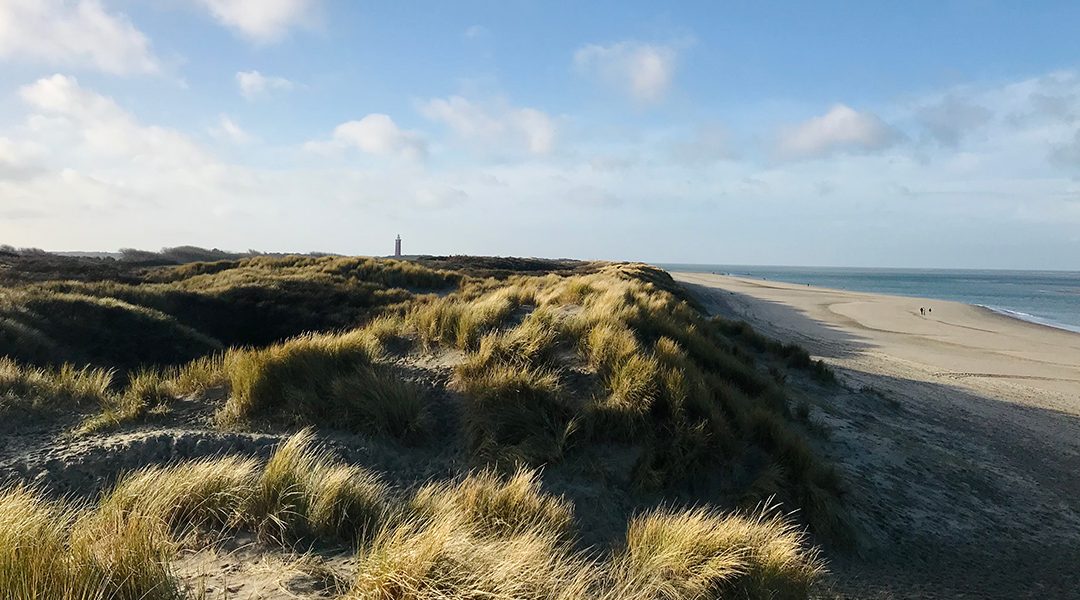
[660, 264, 1080, 334]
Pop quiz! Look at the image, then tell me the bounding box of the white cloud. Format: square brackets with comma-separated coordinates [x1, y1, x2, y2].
[5, 68, 1080, 265]
[0, 0, 158, 74]
[211, 115, 252, 144]
[776, 104, 900, 159]
[0, 136, 45, 180]
[19, 74, 215, 172]
[917, 95, 993, 146]
[236, 70, 296, 99]
[420, 96, 555, 155]
[195, 0, 319, 42]
[573, 41, 678, 103]
[566, 184, 621, 207]
[2, 74, 233, 224]
[312, 114, 427, 160]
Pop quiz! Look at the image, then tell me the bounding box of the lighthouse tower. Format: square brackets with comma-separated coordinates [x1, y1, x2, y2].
[394, 235, 402, 258]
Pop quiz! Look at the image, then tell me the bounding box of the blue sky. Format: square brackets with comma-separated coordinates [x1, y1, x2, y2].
[1, 1, 1079, 268]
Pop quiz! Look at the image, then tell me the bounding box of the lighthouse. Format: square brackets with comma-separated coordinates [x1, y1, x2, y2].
[394, 235, 402, 257]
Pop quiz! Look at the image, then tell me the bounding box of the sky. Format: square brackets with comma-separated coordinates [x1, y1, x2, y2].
[1, 1, 1079, 269]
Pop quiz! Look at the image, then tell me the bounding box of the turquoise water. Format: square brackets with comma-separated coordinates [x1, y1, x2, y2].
[661, 264, 1080, 334]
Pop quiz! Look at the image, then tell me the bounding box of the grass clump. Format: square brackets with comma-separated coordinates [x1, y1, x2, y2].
[454, 361, 574, 464]
[80, 356, 226, 433]
[217, 329, 429, 439]
[607, 504, 824, 600]
[1, 431, 826, 600]
[348, 513, 590, 600]
[250, 429, 392, 543]
[97, 430, 391, 545]
[406, 286, 532, 350]
[0, 486, 180, 600]
[0, 357, 113, 422]
[410, 468, 575, 539]
[349, 467, 587, 600]
[350, 471, 823, 600]
[95, 455, 260, 534]
[221, 329, 379, 424]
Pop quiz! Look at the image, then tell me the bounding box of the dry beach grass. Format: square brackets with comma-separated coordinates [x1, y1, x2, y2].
[0, 251, 841, 598]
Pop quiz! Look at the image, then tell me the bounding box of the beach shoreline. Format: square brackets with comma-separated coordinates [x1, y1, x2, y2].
[663, 264, 1080, 336]
[975, 304, 1080, 335]
[672, 271, 1080, 405]
[672, 271, 1080, 597]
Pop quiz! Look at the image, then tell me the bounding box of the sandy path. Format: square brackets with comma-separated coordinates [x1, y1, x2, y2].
[673, 272, 1080, 599]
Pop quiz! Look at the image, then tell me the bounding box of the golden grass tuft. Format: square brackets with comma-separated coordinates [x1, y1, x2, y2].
[348, 464, 591, 599]
[251, 429, 391, 542]
[79, 355, 226, 434]
[406, 286, 532, 350]
[96, 455, 260, 534]
[0, 356, 113, 420]
[0, 486, 180, 600]
[410, 468, 574, 539]
[220, 329, 378, 425]
[454, 362, 573, 463]
[609, 504, 824, 600]
[349, 474, 823, 600]
[348, 513, 591, 600]
[0, 431, 825, 599]
[214, 328, 433, 439]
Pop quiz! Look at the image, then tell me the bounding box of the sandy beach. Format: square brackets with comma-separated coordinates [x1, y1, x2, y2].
[674, 272, 1080, 410]
[673, 272, 1080, 598]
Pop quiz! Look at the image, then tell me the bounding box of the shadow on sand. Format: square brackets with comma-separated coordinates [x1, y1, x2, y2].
[678, 279, 872, 360]
[680, 277, 1080, 599]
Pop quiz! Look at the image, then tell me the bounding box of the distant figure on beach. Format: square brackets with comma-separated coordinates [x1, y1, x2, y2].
[920, 307, 925, 316]
[928, 307, 932, 314]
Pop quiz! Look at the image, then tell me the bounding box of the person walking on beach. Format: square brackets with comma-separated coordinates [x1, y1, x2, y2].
[920, 307, 925, 316]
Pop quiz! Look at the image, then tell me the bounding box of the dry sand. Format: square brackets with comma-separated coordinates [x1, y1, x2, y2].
[674, 272, 1080, 599]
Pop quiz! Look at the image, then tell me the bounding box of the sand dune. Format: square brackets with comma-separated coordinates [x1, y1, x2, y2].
[674, 272, 1080, 598]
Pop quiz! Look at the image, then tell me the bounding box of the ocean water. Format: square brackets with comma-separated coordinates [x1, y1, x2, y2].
[661, 264, 1080, 334]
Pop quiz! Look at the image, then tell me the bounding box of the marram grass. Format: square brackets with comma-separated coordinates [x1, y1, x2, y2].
[0, 433, 824, 599]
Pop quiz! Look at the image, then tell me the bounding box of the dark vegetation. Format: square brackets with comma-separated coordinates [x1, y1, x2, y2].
[0, 250, 458, 373]
[0, 247, 843, 599]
